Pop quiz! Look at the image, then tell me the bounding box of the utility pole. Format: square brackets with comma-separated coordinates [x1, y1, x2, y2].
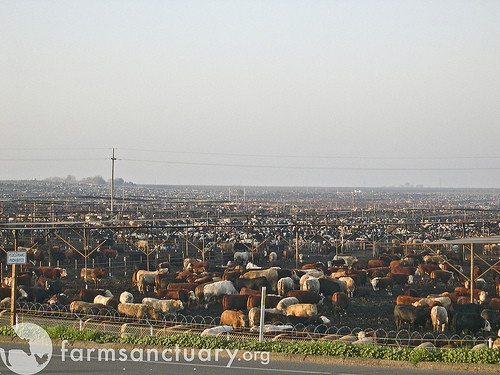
[111, 148, 116, 219]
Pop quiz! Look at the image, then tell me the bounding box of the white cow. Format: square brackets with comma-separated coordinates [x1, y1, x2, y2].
[339, 276, 356, 298]
[431, 306, 448, 332]
[120, 291, 134, 304]
[276, 297, 299, 311]
[300, 275, 320, 294]
[234, 251, 251, 266]
[203, 281, 238, 307]
[142, 298, 184, 314]
[277, 277, 295, 297]
[200, 325, 233, 337]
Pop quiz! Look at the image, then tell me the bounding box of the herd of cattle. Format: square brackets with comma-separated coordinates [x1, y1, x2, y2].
[2, 246, 500, 338]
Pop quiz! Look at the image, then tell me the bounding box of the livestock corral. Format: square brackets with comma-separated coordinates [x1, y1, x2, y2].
[2, 240, 500, 348]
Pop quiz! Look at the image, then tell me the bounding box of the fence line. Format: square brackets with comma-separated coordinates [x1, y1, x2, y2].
[0, 303, 495, 349]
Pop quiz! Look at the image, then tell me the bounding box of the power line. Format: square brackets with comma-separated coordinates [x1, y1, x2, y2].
[1, 147, 499, 161]
[119, 158, 500, 171]
[0, 149, 497, 172]
[116, 148, 500, 161]
[0, 148, 110, 151]
[0, 158, 107, 161]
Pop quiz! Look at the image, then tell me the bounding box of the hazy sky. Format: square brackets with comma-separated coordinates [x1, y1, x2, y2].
[2, 1, 499, 188]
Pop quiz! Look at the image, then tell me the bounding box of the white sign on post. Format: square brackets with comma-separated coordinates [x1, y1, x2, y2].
[7, 251, 27, 265]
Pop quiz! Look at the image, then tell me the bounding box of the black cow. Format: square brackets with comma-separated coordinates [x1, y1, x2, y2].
[47, 279, 63, 294]
[394, 304, 429, 331]
[480, 310, 500, 332]
[23, 287, 52, 304]
[318, 277, 341, 297]
[0, 287, 27, 301]
[449, 303, 482, 319]
[451, 313, 491, 335]
[232, 276, 270, 292]
[276, 269, 296, 280]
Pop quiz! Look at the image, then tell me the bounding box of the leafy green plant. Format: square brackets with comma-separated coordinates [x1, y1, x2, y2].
[2, 325, 500, 365]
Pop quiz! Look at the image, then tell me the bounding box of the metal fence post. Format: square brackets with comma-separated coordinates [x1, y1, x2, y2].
[259, 286, 266, 343]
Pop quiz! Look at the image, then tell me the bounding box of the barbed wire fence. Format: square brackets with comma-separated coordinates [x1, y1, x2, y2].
[0, 302, 496, 349]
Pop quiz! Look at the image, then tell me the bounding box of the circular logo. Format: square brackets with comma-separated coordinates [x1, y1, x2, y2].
[0, 323, 53, 375]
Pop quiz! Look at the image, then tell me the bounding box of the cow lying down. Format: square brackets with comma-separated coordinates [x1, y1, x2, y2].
[200, 325, 233, 337]
[141, 298, 184, 314]
[250, 324, 294, 333]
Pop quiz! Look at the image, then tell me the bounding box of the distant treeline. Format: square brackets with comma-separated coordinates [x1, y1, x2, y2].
[44, 175, 135, 186]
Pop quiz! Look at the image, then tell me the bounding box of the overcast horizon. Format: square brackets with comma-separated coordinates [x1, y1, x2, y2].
[2, 2, 499, 188]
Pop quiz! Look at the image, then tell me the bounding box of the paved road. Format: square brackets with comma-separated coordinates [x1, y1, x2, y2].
[0, 341, 496, 375]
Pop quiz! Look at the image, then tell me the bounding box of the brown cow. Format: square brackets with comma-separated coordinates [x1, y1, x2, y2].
[80, 268, 107, 288]
[487, 298, 500, 311]
[392, 266, 418, 276]
[166, 282, 198, 292]
[447, 292, 461, 303]
[220, 310, 247, 328]
[222, 294, 249, 311]
[351, 260, 369, 270]
[99, 248, 118, 259]
[347, 269, 367, 286]
[430, 270, 454, 287]
[396, 295, 421, 305]
[36, 267, 67, 280]
[79, 288, 113, 302]
[368, 260, 387, 269]
[418, 264, 440, 279]
[301, 262, 326, 271]
[332, 292, 349, 315]
[457, 296, 470, 304]
[454, 287, 487, 302]
[390, 260, 403, 269]
[175, 270, 194, 281]
[366, 267, 390, 279]
[239, 287, 261, 296]
[246, 294, 281, 310]
[33, 276, 51, 288]
[156, 289, 196, 306]
[222, 270, 242, 281]
[2, 272, 33, 288]
[194, 275, 213, 284]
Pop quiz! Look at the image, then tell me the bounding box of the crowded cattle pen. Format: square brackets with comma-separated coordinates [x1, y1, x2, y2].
[2, 227, 500, 350]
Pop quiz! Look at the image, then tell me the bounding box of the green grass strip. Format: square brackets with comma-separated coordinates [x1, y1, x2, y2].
[0, 325, 499, 365]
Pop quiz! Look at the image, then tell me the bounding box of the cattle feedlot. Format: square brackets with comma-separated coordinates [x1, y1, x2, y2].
[2, 183, 500, 362]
